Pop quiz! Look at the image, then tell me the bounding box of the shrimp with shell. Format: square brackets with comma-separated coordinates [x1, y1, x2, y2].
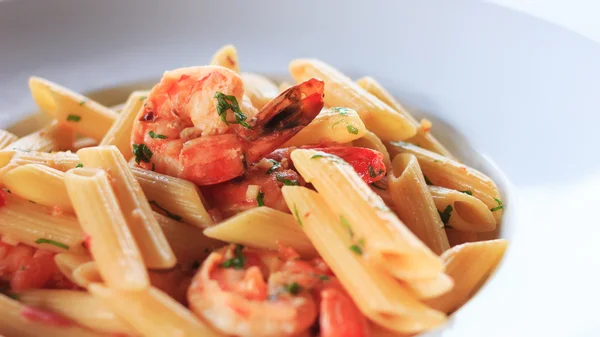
[131, 65, 324, 185]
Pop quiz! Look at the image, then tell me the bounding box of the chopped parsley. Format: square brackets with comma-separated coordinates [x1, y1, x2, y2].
[346, 124, 359, 134]
[132, 144, 153, 164]
[257, 191, 265, 207]
[149, 131, 167, 139]
[276, 175, 300, 186]
[490, 198, 504, 212]
[34, 238, 69, 250]
[151, 163, 155, 171]
[331, 107, 349, 116]
[434, 159, 441, 163]
[349, 245, 363, 255]
[284, 282, 302, 295]
[317, 275, 329, 281]
[461, 190, 473, 196]
[66, 114, 81, 122]
[340, 215, 353, 238]
[293, 205, 303, 227]
[78, 99, 87, 106]
[149, 200, 182, 221]
[221, 244, 245, 269]
[214, 92, 251, 129]
[75, 163, 83, 168]
[368, 165, 384, 178]
[139, 95, 147, 101]
[423, 175, 434, 186]
[266, 159, 280, 174]
[370, 182, 386, 190]
[7, 292, 19, 300]
[310, 152, 348, 165]
[438, 205, 453, 225]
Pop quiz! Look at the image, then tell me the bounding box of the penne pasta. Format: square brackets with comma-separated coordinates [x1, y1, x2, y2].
[132, 166, 214, 228]
[210, 44, 240, 73]
[352, 130, 392, 170]
[78, 146, 176, 269]
[426, 239, 508, 313]
[29, 77, 117, 140]
[203, 207, 317, 258]
[289, 59, 417, 141]
[64, 168, 149, 290]
[100, 90, 149, 159]
[241, 72, 279, 109]
[386, 141, 504, 221]
[0, 129, 19, 149]
[71, 137, 98, 151]
[71, 261, 103, 288]
[0, 150, 79, 175]
[0, 192, 85, 254]
[8, 121, 75, 153]
[2, 164, 73, 212]
[356, 76, 455, 159]
[387, 154, 450, 255]
[282, 107, 366, 147]
[290, 148, 444, 281]
[402, 272, 453, 299]
[428, 186, 496, 232]
[88, 283, 224, 337]
[54, 253, 93, 285]
[17, 289, 138, 335]
[0, 293, 103, 337]
[445, 229, 479, 247]
[281, 186, 446, 334]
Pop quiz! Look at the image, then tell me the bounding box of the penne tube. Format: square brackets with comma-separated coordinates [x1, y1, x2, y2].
[387, 154, 450, 255]
[282, 186, 446, 334]
[54, 253, 93, 285]
[71, 137, 98, 151]
[428, 186, 496, 232]
[356, 76, 455, 159]
[0, 150, 79, 175]
[2, 164, 73, 212]
[29, 77, 117, 140]
[283, 107, 366, 147]
[426, 239, 508, 313]
[71, 261, 103, 288]
[88, 283, 224, 337]
[153, 211, 223, 270]
[291, 148, 443, 281]
[78, 146, 176, 269]
[352, 130, 392, 170]
[0, 293, 104, 337]
[0, 192, 85, 254]
[0, 129, 19, 149]
[402, 272, 453, 299]
[241, 72, 279, 109]
[18, 289, 138, 335]
[289, 59, 416, 141]
[8, 122, 75, 153]
[100, 90, 149, 159]
[210, 44, 240, 73]
[64, 168, 149, 290]
[203, 207, 317, 258]
[445, 228, 479, 247]
[386, 141, 504, 221]
[132, 166, 214, 228]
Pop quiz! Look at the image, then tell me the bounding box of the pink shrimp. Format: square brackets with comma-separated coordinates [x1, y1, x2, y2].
[131, 66, 324, 185]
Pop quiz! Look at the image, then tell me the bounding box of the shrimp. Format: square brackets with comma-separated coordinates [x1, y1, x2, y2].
[201, 146, 387, 218]
[131, 65, 324, 185]
[188, 244, 370, 337]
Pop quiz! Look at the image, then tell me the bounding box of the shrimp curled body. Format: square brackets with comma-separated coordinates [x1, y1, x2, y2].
[131, 66, 324, 185]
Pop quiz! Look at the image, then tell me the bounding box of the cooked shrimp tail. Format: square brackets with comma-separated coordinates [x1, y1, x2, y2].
[320, 287, 371, 337]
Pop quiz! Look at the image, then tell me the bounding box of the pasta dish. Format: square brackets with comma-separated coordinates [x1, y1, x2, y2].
[0, 45, 507, 337]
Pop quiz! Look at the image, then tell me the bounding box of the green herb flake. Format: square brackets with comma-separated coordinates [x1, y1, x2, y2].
[310, 152, 348, 165]
[78, 99, 87, 106]
[276, 174, 300, 186]
[214, 91, 251, 129]
[490, 198, 504, 212]
[317, 274, 329, 281]
[423, 175, 434, 186]
[139, 96, 147, 101]
[340, 215, 354, 238]
[331, 107, 349, 116]
[461, 190, 473, 196]
[221, 244, 246, 269]
[149, 131, 167, 139]
[34, 238, 69, 250]
[7, 292, 19, 300]
[257, 191, 265, 207]
[349, 245, 363, 255]
[266, 159, 280, 175]
[75, 163, 83, 168]
[66, 114, 81, 122]
[293, 204, 303, 227]
[434, 159, 441, 163]
[132, 144, 153, 164]
[151, 163, 155, 171]
[438, 205, 453, 225]
[149, 200, 182, 221]
[346, 124, 359, 134]
[283, 282, 302, 295]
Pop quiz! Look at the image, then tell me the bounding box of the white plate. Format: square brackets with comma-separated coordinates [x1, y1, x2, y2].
[1, 1, 599, 336]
